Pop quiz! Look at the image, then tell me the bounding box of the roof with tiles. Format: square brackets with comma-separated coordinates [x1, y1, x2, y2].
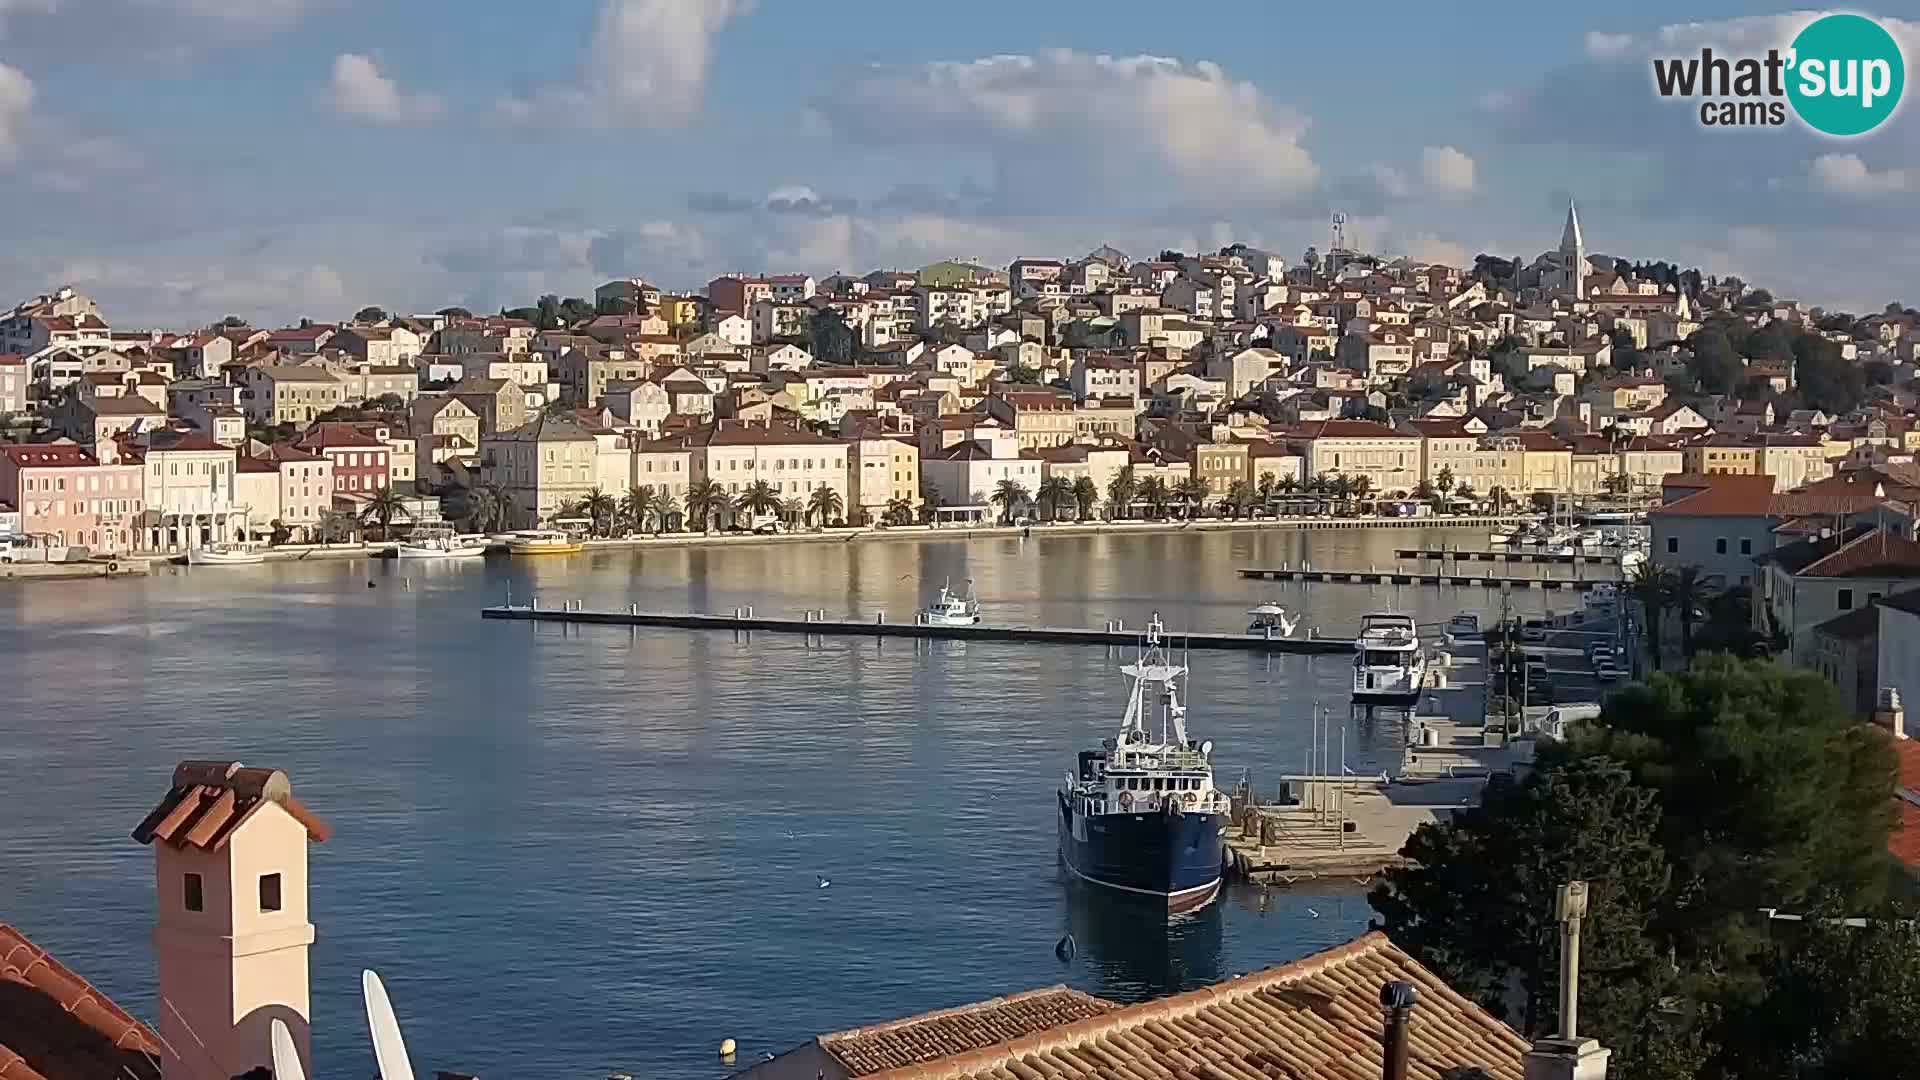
[818, 987, 1117, 1077]
[0, 923, 165, 1080]
[1648, 473, 1778, 516]
[848, 932, 1526, 1080]
[1889, 738, 1920, 872]
[132, 760, 330, 851]
[1788, 525, 1920, 579]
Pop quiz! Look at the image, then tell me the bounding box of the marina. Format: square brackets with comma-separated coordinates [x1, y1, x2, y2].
[1236, 566, 1617, 590]
[1393, 548, 1619, 565]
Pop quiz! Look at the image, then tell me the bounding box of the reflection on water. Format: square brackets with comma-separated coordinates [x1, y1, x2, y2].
[1060, 876, 1225, 1001]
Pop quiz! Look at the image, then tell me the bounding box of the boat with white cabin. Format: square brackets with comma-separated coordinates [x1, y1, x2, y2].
[506, 529, 584, 556]
[1245, 602, 1300, 638]
[919, 579, 980, 626]
[392, 524, 490, 559]
[183, 542, 267, 566]
[1058, 614, 1228, 914]
[1445, 612, 1481, 640]
[1353, 611, 1427, 706]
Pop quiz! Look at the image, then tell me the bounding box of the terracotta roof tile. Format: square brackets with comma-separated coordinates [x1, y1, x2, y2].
[0, 924, 164, 1080]
[132, 760, 330, 851]
[821, 988, 1117, 1077]
[845, 933, 1526, 1080]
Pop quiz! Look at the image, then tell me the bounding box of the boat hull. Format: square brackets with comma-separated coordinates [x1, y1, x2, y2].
[184, 550, 266, 566]
[508, 543, 584, 556]
[921, 613, 980, 626]
[394, 544, 489, 559]
[1057, 793, 1224, 914]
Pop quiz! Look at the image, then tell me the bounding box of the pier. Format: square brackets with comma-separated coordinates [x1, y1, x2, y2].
[1236, 567, 1611, 590]
[1393, 548, 1617, 566]
[480, 603, 1358, 654]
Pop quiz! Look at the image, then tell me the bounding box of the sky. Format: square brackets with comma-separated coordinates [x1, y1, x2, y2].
[0, 1, 1915, 327]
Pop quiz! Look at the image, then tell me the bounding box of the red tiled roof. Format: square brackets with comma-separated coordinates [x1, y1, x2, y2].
[818, 987, 1117, 1077]
[845, 932, 1526, 1080]
[1, 445, 98, 469]
[0, 924, 165, 1080]
[1796, 526, 1920, 579]
[1649, 473, 1777, 516]
[132, 760, 330, 851]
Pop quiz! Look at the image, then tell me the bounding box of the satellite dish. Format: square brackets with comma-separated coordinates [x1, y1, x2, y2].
[362, 970, 419, 1080]
[1200, 740, 1214, 758]
[269, 1019, 306, 1080]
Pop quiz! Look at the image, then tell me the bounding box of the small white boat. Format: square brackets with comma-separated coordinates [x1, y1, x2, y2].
[393, 524, 489, 559]
[1489, 530, 1515, 545]
[185, 542, 268, 566]
[1246, 602, 1300, 637]
[1353, 611, 1426, 706]
[506, 529, 584, 556]
[919, 579, 980, 626]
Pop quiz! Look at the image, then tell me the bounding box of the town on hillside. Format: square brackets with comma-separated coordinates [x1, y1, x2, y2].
[0, 202, 1915, 557]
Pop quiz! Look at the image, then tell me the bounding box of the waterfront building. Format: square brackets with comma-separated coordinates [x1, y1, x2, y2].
[293, 424, 391, 495]
[982, 388, 1076, 450]
[922, 426, 1041, 516]
[240, 366, 346, 428]
[135, 433, 248, 553]
[661, 419, 853, 512]
[480, 411, 600, 528]
[50, 394, 166, 460]
[0, 442, 144, 552]
[1293, 419, 1420, 494]
[846, 433, 919, 524]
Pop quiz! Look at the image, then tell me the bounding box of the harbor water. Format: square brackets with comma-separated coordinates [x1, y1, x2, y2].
[0, 526, 1572, 1078]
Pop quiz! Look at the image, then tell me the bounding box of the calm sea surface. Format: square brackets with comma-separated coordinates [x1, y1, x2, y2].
[0, 526, 1567, 1078]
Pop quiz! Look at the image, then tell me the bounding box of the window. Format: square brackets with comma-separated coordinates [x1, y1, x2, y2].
[1715, 538, 1728, 554]
[184, 872, 204, 912]
[1666, 537, 1679, 554]
[1838, 589, 1854, 611]
[1740, 538, 1753, 555]
[259, 873, 282, 912]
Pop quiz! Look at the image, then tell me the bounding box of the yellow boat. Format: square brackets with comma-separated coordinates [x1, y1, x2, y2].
[506, 529, 585, 556]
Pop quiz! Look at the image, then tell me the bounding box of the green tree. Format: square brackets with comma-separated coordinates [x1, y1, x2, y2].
[1224, 478, 1254, 519]
[1686, 328, 1745, 395]
[882, 497, 916, 526]
[1172, 476, 1208, 518]
[1371, 757, 1676, 1051]
[1717, 919, 1920, 1080]
[1138, 476, 1172, 519]
[1035, 475, 1073, 522]
[991, 478, 1030, 525]
[806, 485, 844, 527]
[741, 479, 783, 523]
[358, 488, 413, 540]
[686, 478, 722, 532]
[1455, 480, 1475, 500]
[1529, 490, 1556, 514]
[435, 306, 473, 318]
[318, 509, 359, 544]
[1628, 560, 1672, 670]
[353, 305, 388, 323]
[1435, 465, 1456, 500]
[579, 487, 617, 537]
[1487, 485, 1511, 513]
[1105, 465, 1136, 520]
[1070, 477, 1099, 522]
[1668, 564, 1712, 658]
[620, 485, 654, 535]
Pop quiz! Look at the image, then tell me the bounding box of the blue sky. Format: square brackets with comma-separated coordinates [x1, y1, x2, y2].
[0, 1, 1914, 325]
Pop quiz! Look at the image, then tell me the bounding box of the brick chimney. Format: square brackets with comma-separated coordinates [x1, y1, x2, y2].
[132, 761, 331, 1079]
[1874, 687, 1906, 740]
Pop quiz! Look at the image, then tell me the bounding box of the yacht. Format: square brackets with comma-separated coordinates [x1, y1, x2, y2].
[919, 579, 980, 626]
[506, 529, 584, 556]
[1353, 611, 1427, 706]
[392, 524, 490, 560]
[183, 542, 267, 566]
[1058, 615, 1228, 914]
[1245, 602, 1300, 638]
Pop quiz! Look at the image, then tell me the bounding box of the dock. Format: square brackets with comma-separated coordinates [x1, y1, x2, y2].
[1, 559, 150, 583]
[1235, 567, 1611, 590]
[1393, 548, 1617, 566]
[480, 603, 1358, 654]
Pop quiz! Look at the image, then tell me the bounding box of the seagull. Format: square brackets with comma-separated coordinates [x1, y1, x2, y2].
[1306, 908, 1321, 919]
[784, 829, 796, 840]
[817, 875, 832, 889]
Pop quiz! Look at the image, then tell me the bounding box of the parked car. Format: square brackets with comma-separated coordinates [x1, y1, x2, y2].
[1595, 659, 1621, 681]
[1519, 625, 1548, 643]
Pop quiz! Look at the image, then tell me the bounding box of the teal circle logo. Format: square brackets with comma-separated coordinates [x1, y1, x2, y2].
[1787, 14, 1905, 136]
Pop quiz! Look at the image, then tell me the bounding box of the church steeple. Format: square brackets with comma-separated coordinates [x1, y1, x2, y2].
[1560, 200, 1585, 300]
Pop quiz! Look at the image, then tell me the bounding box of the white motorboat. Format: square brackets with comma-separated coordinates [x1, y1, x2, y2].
[184, 542, 267, 566]
[919, 579, 980, 626]
[1246, 602, 1300, 638]
[393, 524, 490, 559]
[1353, 611, 1427, 706]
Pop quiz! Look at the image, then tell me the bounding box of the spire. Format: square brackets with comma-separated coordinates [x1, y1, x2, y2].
[1560, 200, 1583, 255]
[1560, 200, 1585, 300]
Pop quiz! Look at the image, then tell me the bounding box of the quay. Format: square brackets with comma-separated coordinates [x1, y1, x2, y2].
[1236, 567, 1611, 590]
[480, 603, 1359, 653]
[1, 558, 150, 582]
[1393, 548, 1616, 566]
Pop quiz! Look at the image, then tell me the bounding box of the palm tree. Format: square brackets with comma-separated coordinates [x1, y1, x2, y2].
[1668, 565, 1711, 659]
[1173, 476, 1208, 519]
[686, 479, 720, 532]
[1036, 475, 1073, 523]
[1348, 474, 1374, 508]
[1070, 476, 1099, 522]
[1105, 465, 1137, 520]
[741, 479, 783, 524]
[1629, 560, 1673, 671]
[1330, 474, 1354, 514]
[459, 485, 497, 534]
[581, 487, 618, 537]
[621, 485, 654, 535]
[883, 497, 916, 526]
[781, 497, 805, 528]
[1435, 465, 1456, 502]
[991, 478, 1031, 525]
[1487, 485, 1512, 513]
[806, 485, 844, 527]
[1455, 481, 1477, 502]
[318, 509, 359, 544]
[1255, 474, 1277, 514]
[1412, 479, 1437, 502]
[1139, 476, 1171, 520]
[358, 488, 413, 540]
[1225, 479, 1254, 519]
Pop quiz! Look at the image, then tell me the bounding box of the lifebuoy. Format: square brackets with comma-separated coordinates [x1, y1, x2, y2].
[107, 562, 119, 573]
[1118, 790, 1133, 809]
[1182, 792, 1198, 807]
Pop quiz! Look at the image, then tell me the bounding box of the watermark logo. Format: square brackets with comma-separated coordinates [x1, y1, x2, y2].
[1651, 13, 1905, 136]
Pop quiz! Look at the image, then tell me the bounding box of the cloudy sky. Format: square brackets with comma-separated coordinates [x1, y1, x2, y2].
[0, 1, 1913, 326]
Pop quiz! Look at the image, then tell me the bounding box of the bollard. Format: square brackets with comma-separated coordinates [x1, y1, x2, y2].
[876, 611, 885, 624]
[631, 603, 640, 615]
[532, 597, 539, 611]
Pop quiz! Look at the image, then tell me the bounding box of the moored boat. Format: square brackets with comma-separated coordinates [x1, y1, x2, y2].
[1058, 614, 1228, 915]
[919, 579, 980, 626]
[1245, 602, 1299, 637]
[183, 542, 267, 566]
[506, 529, 584, 556]
[393, 524, 490, 559]
[1353, 611, 1426, 705]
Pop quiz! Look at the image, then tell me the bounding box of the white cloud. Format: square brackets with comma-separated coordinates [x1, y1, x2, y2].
[813, 50, 1318, 208]
[1419, 146, 1476, 196]
[1583, 31, 1637, 59]
[0, 61, 31, 161]
[328, 53, 440, 125]
[1367, 164, 1412, 199]
[500, 0, 750, 129]
[1809, 152, 1915, 196]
